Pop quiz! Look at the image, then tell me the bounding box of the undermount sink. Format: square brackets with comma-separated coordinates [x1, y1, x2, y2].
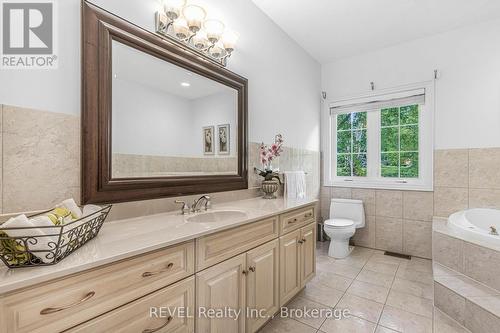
[186, 210, 248, 223]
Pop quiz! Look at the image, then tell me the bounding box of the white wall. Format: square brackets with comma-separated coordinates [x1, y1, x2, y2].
[321, 19, 500, 150]
[0, 0, 321, 152]
[191, 92, 238, 157]
[112, 78, 195, 156]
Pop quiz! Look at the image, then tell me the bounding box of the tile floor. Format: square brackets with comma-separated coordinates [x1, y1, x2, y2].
[259, 242, 470, 333]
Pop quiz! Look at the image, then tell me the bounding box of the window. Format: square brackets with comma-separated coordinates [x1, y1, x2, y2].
[324, 83, 434, 191]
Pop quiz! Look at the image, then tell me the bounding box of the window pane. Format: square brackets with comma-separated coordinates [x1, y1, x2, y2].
[381, 127, 399, 152]
[337, 113, 351, 131]
[353, 130, 367, 153]
[337, 154, 351, 176]
[381, 107, 399, 126]
[353, 154, 367, 176]
[381, 153, 399, 177]
[337, 131, 351, 153]
[400, 105, 418, 125]
[400, 125, 418, 151]
[352, 112, 367, 129]
[400, 152, 418, 178]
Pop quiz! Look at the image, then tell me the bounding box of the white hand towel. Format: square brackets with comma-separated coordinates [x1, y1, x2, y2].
[3, 215, 60, 264]
[59, 198, 83, 219]
[284, 171, 306, 199]
[83, 204, 102, 217]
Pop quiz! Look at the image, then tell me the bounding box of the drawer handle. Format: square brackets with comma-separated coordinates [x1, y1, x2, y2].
[289, 218, 299, 223]
[143, 315, 173, 333]
[142, 262, 174, 278]
[242, 269, 248, 275]
[248, 266, 256, 272]
[302, 238, 307, 243]
[40, 291, 95, 315]
[304, 212, 313, 218]
[298, 240, 304, 244]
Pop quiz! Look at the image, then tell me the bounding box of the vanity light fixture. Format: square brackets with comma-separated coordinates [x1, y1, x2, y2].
[155, 1, 238, 67]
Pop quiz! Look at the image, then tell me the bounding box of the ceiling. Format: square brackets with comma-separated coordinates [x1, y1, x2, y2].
[252, 0, 500, 63]
[112, 41, 233, 100]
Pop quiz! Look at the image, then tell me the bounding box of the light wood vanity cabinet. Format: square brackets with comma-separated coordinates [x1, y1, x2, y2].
[68, 277, 195, 333]
[279, 222, 317, 306]
[246, 239, 280, 333]
[0, 242, 194, 333]
[0, 204, 316, 333]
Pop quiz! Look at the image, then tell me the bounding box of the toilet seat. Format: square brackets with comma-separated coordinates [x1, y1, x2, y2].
[324, 218, 354, 228]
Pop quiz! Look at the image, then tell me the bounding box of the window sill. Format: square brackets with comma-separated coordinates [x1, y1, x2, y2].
[326, 179, 433, 192]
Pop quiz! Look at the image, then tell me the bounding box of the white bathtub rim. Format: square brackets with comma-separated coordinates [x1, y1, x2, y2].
[433, 217, 500, 253]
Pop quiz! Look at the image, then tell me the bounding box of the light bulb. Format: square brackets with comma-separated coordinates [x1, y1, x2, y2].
[192, 30, 209, 49]
[204, 19, 225, 44]
[182, 5, 206, 33]
[163, 0, 186, 20]
[221, 30, 239, 53]
[173, 18, 189, 39]
[209, 42, 226, 59]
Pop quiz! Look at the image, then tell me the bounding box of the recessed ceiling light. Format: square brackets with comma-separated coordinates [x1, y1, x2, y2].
[181, 82, 191, 87]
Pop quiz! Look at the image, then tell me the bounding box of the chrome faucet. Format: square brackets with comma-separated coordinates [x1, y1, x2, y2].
[490, 226, 498, 236]
[192, 195, 211, 213]
[174, 200, 190, 215]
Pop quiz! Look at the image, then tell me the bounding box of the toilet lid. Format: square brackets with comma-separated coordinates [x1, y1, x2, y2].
[324, 218, 354, 227]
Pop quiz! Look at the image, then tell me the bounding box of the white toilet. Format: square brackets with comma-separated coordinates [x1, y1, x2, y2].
[323, 198, 365, 258]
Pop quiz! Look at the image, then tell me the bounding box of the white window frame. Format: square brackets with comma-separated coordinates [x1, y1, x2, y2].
[323, 81, 435, 191]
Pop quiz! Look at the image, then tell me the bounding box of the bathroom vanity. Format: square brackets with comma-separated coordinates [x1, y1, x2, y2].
[0, 198, 317, 333]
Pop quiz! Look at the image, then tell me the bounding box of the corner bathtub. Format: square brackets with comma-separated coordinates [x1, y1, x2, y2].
[448, 208, 500, 249]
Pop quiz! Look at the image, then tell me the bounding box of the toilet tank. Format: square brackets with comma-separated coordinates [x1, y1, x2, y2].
[330, 198, 365, 228]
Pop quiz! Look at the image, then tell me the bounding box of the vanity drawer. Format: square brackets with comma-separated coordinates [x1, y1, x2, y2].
[0, 241, 194, 333]
[279, 206, 315, 235]
[196, 217, 279, 271]
[68, 276, 195, 333]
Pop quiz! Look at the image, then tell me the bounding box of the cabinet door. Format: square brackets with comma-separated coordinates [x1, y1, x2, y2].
[300, 222, 316, 287]
[196, 254, 246, 333]
[246, 239, 279, 333]
[279, 229, 301, 306]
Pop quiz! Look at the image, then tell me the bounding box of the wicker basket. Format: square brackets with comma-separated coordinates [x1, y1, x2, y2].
[0, 205, 111, 268]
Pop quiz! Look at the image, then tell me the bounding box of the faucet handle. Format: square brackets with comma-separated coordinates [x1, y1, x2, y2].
[174, 200, 190, 215]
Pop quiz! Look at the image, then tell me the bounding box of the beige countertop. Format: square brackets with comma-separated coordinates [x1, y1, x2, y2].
[0, 197, 318, 294]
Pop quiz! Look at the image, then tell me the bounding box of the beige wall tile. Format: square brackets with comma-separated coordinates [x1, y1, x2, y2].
[2, 106, 80, 213]
[331, 186, 352, 199]
[433, 187, 468, 217]
[432, 231, 464, 273]
[376, 190, 403, 218]
[469, 188, 500, 209]
[463, 242, 500, 291]
[354, 215, 376, 248]
[434, 282, 466, 325]
[352, 188, 376, 216]
[464, 299, 500, 333]
[403, 219, 432, 259]
[375, 216, 403, 252]
[469, 147, 500, 189]
[434, 149, 469, 188]
[403, 191, 434, 222]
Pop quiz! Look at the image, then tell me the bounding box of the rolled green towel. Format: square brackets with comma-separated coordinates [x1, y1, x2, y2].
[0, 231, 31, 266]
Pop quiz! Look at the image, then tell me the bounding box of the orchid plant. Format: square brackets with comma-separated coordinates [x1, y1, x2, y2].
[255, 134, 284, 182]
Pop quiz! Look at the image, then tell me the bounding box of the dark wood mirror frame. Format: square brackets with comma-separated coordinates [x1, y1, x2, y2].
[82, 2, 248, 204]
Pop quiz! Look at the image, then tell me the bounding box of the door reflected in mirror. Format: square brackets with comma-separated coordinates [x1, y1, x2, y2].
[111, 40, 238, 178]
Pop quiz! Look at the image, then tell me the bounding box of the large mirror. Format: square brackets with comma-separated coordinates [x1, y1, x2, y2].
[111, 41, 238, 178]
[82, 2, 248, 204]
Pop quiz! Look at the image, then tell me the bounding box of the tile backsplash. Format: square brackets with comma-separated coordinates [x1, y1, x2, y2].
[321, 147, 500, 259]
[0, 105, 320, 219]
